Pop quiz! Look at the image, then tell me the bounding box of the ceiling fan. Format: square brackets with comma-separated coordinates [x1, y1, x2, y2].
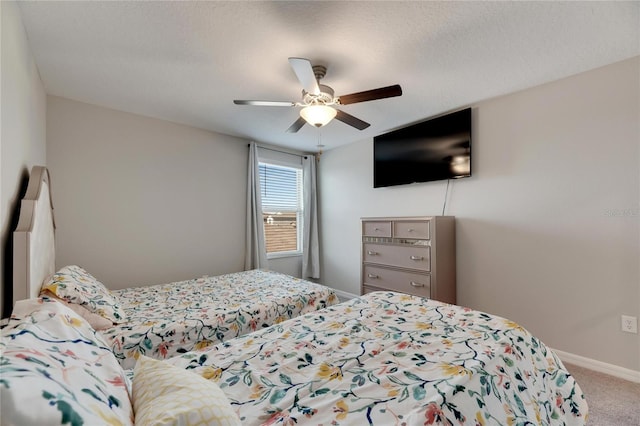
[233, 58, 402, 133]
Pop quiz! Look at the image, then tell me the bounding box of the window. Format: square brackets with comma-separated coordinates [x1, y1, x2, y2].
[258, 162, 303, 257]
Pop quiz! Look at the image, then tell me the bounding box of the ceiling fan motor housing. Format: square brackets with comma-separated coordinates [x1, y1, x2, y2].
[302, 84, 335, 106]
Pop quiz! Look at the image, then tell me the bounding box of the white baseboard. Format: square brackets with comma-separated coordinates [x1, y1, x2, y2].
[332, 289, 359, 302]
[553, 348, 640, 383]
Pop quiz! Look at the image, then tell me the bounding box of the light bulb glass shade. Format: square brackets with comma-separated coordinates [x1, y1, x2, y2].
[300, 105, 337, 127]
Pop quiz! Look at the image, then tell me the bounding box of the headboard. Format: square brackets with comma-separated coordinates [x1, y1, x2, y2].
[13, 166, 56, 304]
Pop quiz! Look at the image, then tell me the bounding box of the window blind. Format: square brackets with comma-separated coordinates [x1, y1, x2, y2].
[259, 163, 303, 212]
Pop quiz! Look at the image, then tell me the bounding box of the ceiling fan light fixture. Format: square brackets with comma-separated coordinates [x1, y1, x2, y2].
[234, 57, 402, 133]
[300, 104, 337, 127]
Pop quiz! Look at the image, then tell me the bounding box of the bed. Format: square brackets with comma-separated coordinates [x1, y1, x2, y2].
[2, 292, 588, 425]
[11, 166, 338, 369]
[5, 166, 588, 424]
[102, 269, 336, 368]
[169, 290, 588, 425]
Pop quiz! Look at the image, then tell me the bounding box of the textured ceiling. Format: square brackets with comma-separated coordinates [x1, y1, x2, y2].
[17, 1, 640, 152]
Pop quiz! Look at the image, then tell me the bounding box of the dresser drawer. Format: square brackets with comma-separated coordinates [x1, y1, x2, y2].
[362, 221, 392, 237]
[363, 265, 431, 298]
[363, 243, 430, 271]
[393, 220, 430, 239]
[362, 285, 384, 295]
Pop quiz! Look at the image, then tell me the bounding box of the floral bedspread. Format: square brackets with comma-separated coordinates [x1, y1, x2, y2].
[167, 291, 588, 425]
[102, 269, 338, 369]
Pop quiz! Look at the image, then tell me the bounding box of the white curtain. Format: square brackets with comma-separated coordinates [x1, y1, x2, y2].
[245, 142, 268, 270]
[302, 154, 320, 279]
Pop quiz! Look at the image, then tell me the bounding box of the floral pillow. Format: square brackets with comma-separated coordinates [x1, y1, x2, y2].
[40, 289, 114, 330]
[1, 296, 134, 425]
[41, 265, 126, 323]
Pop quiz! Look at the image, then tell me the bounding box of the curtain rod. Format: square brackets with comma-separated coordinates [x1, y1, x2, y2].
[247, 143, 309, 159]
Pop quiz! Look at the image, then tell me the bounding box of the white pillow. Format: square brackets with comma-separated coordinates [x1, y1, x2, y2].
[133, 355, 241, 426]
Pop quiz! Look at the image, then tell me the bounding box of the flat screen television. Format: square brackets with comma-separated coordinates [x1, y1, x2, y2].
[373, 108, 471, 188]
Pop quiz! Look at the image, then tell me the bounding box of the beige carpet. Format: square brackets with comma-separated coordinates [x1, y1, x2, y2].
[564, 363, 640, 425]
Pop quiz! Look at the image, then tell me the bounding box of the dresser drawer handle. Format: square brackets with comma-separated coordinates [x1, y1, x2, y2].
[409, 256, 424, 261]
[410, 281, 425, 288]
[367, 273, 379, 279]
[407, 228, 414, 232]
[374, 227, 381, 231]
[367, 251, 378, 256]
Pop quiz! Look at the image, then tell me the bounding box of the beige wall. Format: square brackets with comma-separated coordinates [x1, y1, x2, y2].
[318, 57, 640, 372]
[47, 96, 248, 289]
[0, 1, 47, 317]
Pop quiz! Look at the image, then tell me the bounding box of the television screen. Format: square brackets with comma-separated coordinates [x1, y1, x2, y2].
[373, 108, 471, 188]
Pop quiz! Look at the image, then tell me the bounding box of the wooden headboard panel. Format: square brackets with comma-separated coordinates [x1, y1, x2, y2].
[13, 166, 56, 304]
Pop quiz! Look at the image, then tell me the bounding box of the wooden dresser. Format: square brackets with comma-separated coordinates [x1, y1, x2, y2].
[361, 216, 456, 304]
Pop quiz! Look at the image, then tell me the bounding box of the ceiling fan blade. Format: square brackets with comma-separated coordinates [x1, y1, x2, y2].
[288, 57, 320, 95]
[338, 84, 403, 105]
[234, 100, 296, 107]
[335, 109, 370, 130]
[286, 116, 307, 133]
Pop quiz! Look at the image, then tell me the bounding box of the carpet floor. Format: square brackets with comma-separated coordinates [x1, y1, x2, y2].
[564, 363, 640, 425]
